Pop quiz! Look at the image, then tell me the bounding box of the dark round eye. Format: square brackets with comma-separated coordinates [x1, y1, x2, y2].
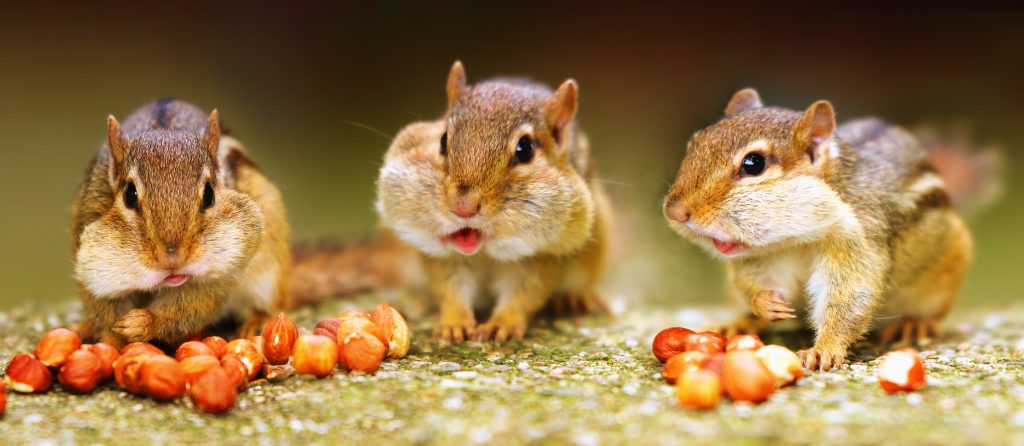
[440, 132, 448, 156]
[741, 153, 766, 177]
[514, 136, 534, 165]
[202, 181, 215, 210]
[123, 181, 139, 211]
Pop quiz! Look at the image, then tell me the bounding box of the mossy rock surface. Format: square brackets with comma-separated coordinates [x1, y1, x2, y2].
[1, 296, 1023, 445]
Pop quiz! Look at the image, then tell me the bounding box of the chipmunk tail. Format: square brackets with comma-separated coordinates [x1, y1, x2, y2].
[287, 232, 420, 309]
[917, 124, 1004, 216]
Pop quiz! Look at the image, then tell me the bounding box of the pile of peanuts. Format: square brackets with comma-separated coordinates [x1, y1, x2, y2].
[652, 327, 927, 410]
[1, 303, 409, 415]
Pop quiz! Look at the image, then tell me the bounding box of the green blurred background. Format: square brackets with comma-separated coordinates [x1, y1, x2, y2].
[0, 3, 1020, 312]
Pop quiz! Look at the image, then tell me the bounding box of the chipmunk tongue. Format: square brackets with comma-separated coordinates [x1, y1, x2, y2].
[712, 238, 741, 254]
[451, 228, 481, 254]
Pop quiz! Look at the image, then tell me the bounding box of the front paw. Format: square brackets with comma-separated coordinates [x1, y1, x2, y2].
[549, 293, 609, 317]
[433, 317, 477, 344]
[751, 290, 796, 322]
[797, 345, 847, 371]
[476, 315, 527, 343]
[113, 308, 155, 343]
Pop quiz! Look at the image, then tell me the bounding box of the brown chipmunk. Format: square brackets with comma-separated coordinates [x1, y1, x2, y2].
[72, 99, 291, 348]
[376, 61, 612, 343]
[663, 88, 988, 371]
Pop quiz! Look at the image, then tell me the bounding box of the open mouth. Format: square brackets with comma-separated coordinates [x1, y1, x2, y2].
[161, 274, 190, 287]
[445, 228, 482, 255]
[712, 238, 745, 255]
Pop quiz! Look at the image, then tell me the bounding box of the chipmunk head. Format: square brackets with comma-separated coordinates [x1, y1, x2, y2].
[376, 61, 595, 260]
[663, 88, 848, 258]
[76, 101, 262, 297]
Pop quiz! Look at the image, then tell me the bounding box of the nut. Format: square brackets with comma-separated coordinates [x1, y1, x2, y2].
[188, 367, 237, 414]
[0, 380, 6, 415]
[699, 352, 727, 377]
[120, 342, 164, 357]
[722, 350, 776, 403]
[262, 313, 298, 365]
[224, 339, 263, 380]
[293, 335, 338, 378]
[336, 317, 389, 351]
[313, 318, 343, 339]
[754, 345, 804, 386]
[220, 355, 249, 389]
[58, 349, 103, 393]
[726, 334, 764, 352]
[34, 328, 82, 367]
[338, 330, 386, 373]
[877, 348, 926, 393]
[113, 352, 153, 393]
[663, 351, 707, 384]
[180, 355, 221, 383]
[263, 363, 295, 382]
[202, 336, 228, 358]
[684, 331, 726, 354]
[86, 343, 120, 382]
[370, 304, 411, 359]
[175, 341, 216, 361]
[338, 308, 370, 320]
[3, 353, 53, 393]
[676, 368, 723, 410]
[139, 355, 186, 400]
[247, 336, 264, 357]
[652, 327, 695, 363]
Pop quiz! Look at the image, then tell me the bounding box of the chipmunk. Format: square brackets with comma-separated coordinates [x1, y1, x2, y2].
[72, 99, 291, 348]
[375, 61, 612, 343]
[663, 88, 988, 371]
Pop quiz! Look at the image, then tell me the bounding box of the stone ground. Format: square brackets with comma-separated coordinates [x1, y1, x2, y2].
[1, 295, 1023, 446]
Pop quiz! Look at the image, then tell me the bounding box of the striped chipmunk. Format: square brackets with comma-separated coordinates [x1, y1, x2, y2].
[663, 89, 998, 370]
[375, 61, 613, 343]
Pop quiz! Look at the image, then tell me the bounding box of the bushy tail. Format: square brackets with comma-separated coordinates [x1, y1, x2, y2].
[287, 232, 420, 309]
[917, 125, 1003, 216]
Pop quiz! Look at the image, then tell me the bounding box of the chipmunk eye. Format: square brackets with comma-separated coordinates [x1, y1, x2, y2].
[123, 181, 139, 211]
[440, 132, 448, 156]
[514, 136, 534, 165]
[202, 181, 215, 210]
[741, 152, 766, 177]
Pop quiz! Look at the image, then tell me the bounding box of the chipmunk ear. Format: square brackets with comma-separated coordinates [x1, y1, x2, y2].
[202, 109, 221, 162]
[794, 100, 837, 167]
[107, 115, 126, 164]
[446, 61, 468, 109]
[724, 88, 763, 117]
[544, 79, 578, 144]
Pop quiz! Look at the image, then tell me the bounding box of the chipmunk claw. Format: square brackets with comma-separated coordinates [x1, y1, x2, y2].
[752, 290, 797, 322]
[879, 318, 940, 346]
[549, 293, 608, 317]
[475, 320, 526, 343]
[798, 346, 847, 371]
[113, 308, 155, 343]
[434, 321, 476, 344]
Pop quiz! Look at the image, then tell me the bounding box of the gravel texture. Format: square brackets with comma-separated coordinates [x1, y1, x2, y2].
[1, 296, 1023, 445]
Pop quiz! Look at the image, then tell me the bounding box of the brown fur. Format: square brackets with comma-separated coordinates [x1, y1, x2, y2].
[72, 100, 291, 347]
[376, 61, 611, 343]
[664, 89, 980, 370]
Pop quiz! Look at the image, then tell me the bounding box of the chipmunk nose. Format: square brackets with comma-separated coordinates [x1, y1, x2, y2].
[156, 244, 186, 270]
[664, 199, 691, 223]
[450, 184, 480, 218]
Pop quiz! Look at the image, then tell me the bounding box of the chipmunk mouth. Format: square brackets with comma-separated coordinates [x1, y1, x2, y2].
[445, 228, 482, 255]
[161, 274, 190, 287]
[712, 238, 745, 255]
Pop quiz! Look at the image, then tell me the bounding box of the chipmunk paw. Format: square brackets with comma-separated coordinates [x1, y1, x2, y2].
[237, 313, 270, 339]
[113, 308, 155, 343]
[712, 314, 768, 338]
[433, 318, 477, 344]
[548, 292, 608, 317]
[476, 317, 527, 343]
[798, 345, 847, 371]
[751, 290, 797, 322]
[879, 318, 941, 346]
